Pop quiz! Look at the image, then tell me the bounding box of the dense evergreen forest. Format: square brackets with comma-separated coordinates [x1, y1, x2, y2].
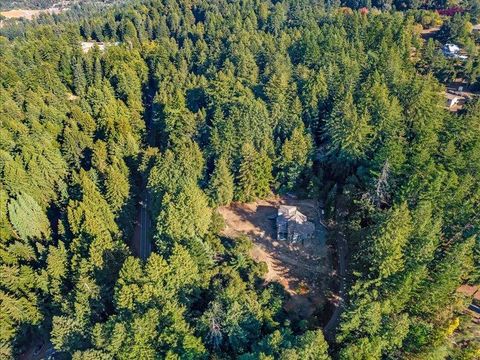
[0, 0, 59, 10]
[0, 1, 119, 11]
[0, 0, 479, 359]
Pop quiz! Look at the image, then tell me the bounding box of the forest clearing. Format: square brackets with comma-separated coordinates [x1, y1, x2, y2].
[219, 197, 332, 323]
[0, 8, 62, 19]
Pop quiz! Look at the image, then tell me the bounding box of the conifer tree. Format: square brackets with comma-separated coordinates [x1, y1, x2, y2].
[72, 58, 87, 97]
[8, 192, 50, 241]
[105, 163, 130, 213]
[325, 92, 372, 161]
[208, 157, 234, 206]
[155, 181, 212, 245]
[236, 143, 272, 202]
[0, 2, 479, 358]
[277, 126, 313, 192]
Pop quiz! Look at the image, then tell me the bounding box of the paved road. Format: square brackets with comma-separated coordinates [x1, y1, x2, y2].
[139, 192, 151, 260]
[137, 79, 155, 261]
[18, 340, 56, 360]
[324, 229, 347, 340]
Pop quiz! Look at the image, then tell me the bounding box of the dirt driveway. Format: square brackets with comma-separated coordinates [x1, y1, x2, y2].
[218, 196, 330, 324]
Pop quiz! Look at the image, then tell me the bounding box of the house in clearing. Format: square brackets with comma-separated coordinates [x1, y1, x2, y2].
[276, 205, 315, 243]
[81, 41, 119, 54]
[81, 41, 107, 53]
[442, 43, 468, 60]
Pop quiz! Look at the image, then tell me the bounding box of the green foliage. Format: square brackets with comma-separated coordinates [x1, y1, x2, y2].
[155, 181, 212, 245]
[148, 140, 204, 198]
[0, 1, 478, 359]
[326, 92, 372, 161]
[80, 249, 207, 359]
[104, 161, 130, 213]
[367, 203, 413, 280]
[8, 192, 50, 240]
[279, 330, 330, 360]
[277, 126, 313, 192]
[439, 14, 473, 46]
[0, 188, 14, 241]
[208, 157, 234, 206]
[236, 143, 273, 202]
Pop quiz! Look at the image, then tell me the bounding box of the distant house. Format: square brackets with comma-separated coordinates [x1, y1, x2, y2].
[81, 41, 106, 53]
[444, 43, 460, 54]
[457, 284, 480, 317]
[276, 205, 315, 243]
[474, 290, 480, 307]
[81, 41, 119, 54]
[445, 91, 466, 110]
[443, 43, 468, 60]
[457, 284, 478, 297]
[446, 93, 460, 108]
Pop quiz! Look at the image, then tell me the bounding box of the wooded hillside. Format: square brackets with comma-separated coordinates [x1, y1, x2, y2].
[0, 0, 478, 359]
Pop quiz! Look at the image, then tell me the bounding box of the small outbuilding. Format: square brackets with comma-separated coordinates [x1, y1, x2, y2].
[445, 92, 465, 110]
[276, 205, 315, 243]
[446, 93, 460, 108]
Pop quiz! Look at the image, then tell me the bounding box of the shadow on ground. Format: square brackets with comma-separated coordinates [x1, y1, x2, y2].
[219, 197, 331, 325]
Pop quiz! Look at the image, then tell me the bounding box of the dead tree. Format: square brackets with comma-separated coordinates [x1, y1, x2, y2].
[365, 160, 390, 208]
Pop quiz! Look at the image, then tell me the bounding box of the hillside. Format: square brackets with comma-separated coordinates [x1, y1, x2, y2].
[0, 0, 479, 359]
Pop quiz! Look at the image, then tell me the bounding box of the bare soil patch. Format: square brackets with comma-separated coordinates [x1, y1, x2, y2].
[218, 196, 331, 323]
[1, 8, 61, 20]
[420, 26, 440, 40]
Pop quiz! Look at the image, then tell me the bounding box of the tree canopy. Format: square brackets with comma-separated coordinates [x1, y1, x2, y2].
[0, 0, 478, 359]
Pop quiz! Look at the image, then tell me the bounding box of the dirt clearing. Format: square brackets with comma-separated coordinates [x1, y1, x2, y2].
[218, 196, 331, 323]
[1, 8, 62, 20]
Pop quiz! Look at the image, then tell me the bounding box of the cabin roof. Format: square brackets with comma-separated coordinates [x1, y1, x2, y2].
[277, 205, 307, 224]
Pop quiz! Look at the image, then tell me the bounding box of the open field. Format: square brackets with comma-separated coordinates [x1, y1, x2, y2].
[218, 196, 332, 323]
[0, 8, 62, 20]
